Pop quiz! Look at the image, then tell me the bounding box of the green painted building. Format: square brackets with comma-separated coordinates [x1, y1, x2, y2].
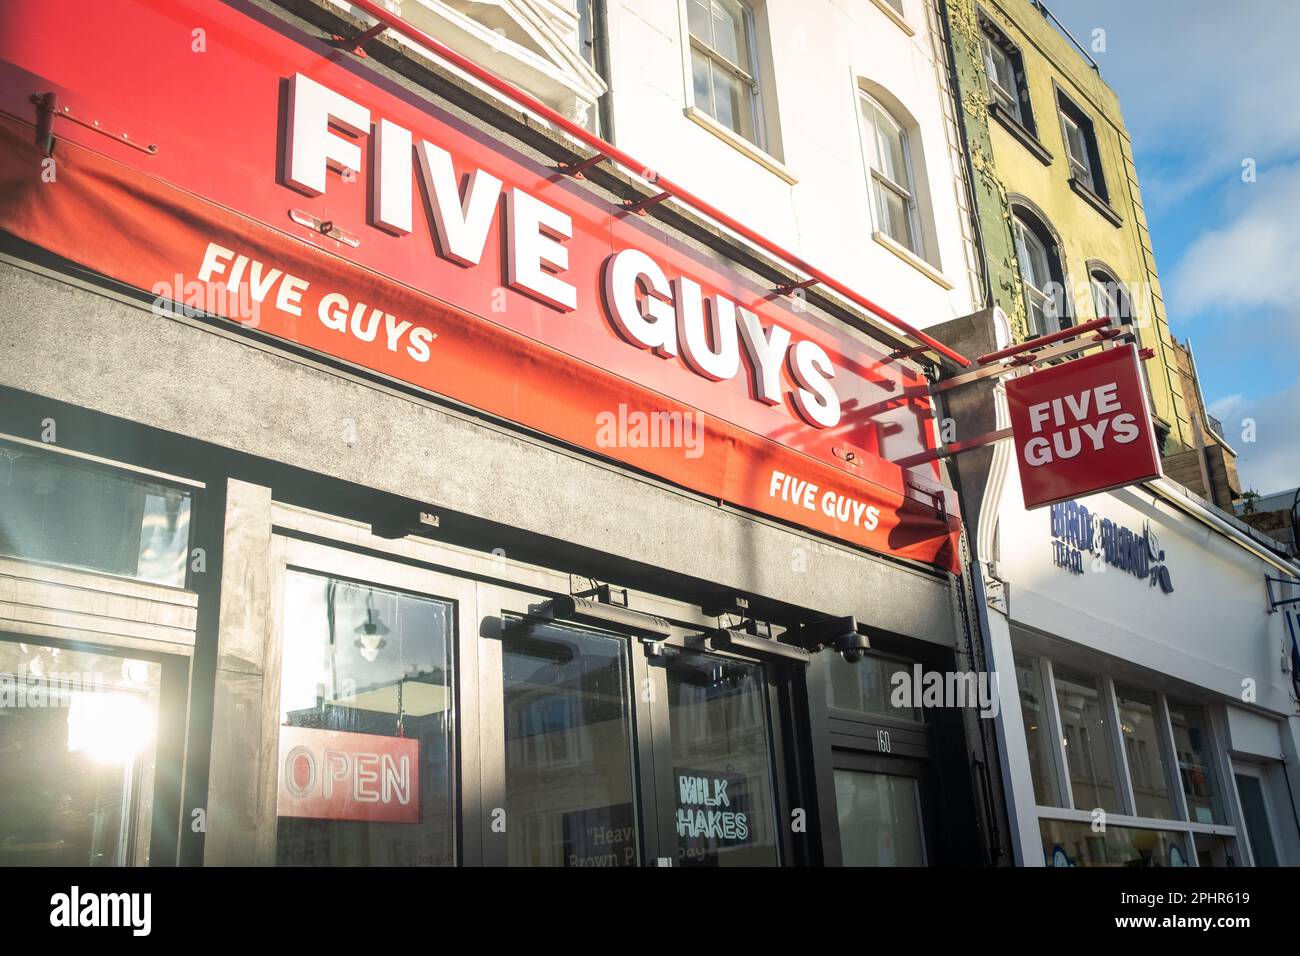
[944, 0, 1194, 455]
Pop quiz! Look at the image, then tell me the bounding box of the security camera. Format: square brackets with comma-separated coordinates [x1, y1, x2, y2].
[789, 616, 870, 662]
[834, 631, 871, 664]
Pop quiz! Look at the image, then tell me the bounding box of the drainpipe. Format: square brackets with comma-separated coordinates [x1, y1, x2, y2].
[938, 0, 994, 310]
[590, 0, 616, 144]
[934, 0, 1016, 863]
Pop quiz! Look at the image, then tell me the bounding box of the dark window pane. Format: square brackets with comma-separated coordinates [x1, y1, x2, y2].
[668, 654, 778, 866]
[0, 443, 191, 586]
[827, 653, 920, 721]
[502, 618, 638, 867]
[835, 769, 925, 866]
[1234, 773, 1279, 866]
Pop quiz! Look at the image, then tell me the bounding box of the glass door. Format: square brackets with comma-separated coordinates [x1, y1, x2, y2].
[498, 615, 641, 866]
[831, 753, 928, 866]
[270, 538, 480, 867]
[651, 649, 783, 867]
[477, 584, 792, 866]
[475, 583, 654, 867]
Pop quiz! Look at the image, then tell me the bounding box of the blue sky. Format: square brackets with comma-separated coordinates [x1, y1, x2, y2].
[1045, 0, 1300, 495]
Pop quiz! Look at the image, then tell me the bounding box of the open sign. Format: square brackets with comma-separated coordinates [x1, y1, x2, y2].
[1007, 345, 1161, 509]
[277, 726, 420, 824]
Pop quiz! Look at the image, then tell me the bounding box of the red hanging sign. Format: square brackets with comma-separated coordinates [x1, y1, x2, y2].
[1006, 344, 1162, 509]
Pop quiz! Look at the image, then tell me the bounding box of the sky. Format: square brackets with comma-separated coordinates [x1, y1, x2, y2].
[1044, 0, 1300, 496]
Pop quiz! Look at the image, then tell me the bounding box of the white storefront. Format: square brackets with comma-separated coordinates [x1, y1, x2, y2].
[980, 458, 1300, 866]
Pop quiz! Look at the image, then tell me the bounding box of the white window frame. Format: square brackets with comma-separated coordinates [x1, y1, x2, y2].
[1089, 268, 1128, 324]
[868, 0, 913, 36]
[857, 91, 925, 260]
[684, 0, 766, 151]
[1015, 649, 1248, 867]
[1012, 214, 1056, 337]
[980, 32, 1022, 124]
[1060, 109, 1096, 192]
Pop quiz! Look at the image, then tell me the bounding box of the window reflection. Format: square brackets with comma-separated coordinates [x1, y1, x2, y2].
[835, 769, 924, 866]
[0, 641, 162, 866]
[1041, 819, 1185, 867]
[1168, 699, 1224, 825]
[827, 652, 920, 721]
[502, 618, 638, 867]
[1052, 667, 1119, 812]
[276, 571, 455, 866]
[1014, 656, 1060, 807]
[0, 442, 191, 587]
[668, 654, 778, 867]
[1115, 686, 1173, 819]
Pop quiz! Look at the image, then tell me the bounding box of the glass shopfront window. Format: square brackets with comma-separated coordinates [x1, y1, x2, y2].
[1053, 667, 1120, 812]
[1234, 771, 1279, 866]
[1015, 656, 1060, 807]
[1116, 686, 1174, 820]
[0, 441, 192, 587]
[667, 654, 779, 866]
[0, 641, 164, 866]
[1168, 699, 1225, 825]
[276, 571, 456, 866]
[1041, 819, 1187, 867]
[827, 651, 920, 721]
[502, 618, 638, 867]
[1016, 647, 1245, 865]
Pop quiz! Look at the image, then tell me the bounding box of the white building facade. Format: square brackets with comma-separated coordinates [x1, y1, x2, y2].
[343, 0, 985, 327]
[979, 441, 1300, 867]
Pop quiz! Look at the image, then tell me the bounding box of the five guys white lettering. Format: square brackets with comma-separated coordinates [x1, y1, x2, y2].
[280, 73, 842, 429]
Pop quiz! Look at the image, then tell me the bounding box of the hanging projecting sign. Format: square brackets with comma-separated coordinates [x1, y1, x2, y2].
[278, 726, 421, 824]
[0, 0, 959, 570]
[1006, 345, 1162, 510]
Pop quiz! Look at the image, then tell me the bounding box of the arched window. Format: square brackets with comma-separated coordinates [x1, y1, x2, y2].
[1088, 264, 1133, 325]
[858, 92, 924, 258]
[1011, 204, 1070, 337]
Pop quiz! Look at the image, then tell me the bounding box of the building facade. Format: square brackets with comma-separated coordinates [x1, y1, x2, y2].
[0, 0, 1009, 867]
[937, 0, 1300, 866]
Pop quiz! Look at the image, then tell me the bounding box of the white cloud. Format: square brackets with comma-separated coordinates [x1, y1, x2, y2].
[1209, 383, 1300, 495]
[1048, 0, 1300, 208]
[1168, 163, 1300, 320]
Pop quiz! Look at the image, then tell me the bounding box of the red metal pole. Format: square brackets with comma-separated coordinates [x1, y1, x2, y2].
[343, 0, 972, 368]
[975, 317, 1112, 366]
